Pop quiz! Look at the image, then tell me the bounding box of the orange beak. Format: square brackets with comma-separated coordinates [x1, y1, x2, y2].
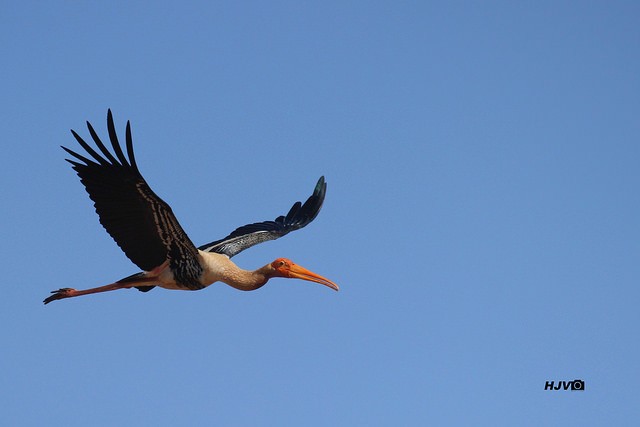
[287, 263, 340, 291]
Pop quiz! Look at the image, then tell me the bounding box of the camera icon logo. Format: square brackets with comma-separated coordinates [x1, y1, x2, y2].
[571, 380, 585, 391]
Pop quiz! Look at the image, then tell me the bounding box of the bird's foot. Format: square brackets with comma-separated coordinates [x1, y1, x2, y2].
[43, 288, 77, 305]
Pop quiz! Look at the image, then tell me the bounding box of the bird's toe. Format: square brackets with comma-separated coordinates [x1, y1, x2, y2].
[43, 288, 76, 305]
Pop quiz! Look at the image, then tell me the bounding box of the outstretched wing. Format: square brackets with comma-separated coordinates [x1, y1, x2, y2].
[198, 177, 327, 258]
[63, 110, 203, 287]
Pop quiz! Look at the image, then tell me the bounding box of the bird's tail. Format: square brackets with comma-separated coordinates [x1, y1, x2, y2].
[117, 272, 156, 293]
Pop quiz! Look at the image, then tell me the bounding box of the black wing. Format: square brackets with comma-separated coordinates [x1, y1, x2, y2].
[198, 176, 327, 257]
[63, 110, 203, 288]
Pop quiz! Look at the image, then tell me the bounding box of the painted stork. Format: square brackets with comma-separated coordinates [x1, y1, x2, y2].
[44, 110, 338, 305]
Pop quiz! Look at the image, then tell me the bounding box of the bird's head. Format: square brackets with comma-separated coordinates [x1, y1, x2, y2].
[270, 258, 339, 291]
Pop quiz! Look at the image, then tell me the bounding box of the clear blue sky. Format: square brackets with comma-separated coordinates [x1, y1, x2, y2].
[2, 1, 638, 425]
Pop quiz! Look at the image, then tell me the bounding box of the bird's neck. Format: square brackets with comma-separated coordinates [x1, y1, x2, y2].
[223, 264, 271, 291]
[199, 251, 273, 291]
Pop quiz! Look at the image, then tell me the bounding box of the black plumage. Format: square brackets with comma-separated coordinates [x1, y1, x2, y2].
[198, 176, 326, 257]
[63, 110, 203, 289]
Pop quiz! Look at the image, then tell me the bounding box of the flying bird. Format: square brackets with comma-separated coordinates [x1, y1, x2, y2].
[44, 110, 338, 304]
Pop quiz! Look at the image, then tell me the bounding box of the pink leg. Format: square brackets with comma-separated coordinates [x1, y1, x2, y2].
[44, 262, 168, 305]
[43, 279, 153, 305]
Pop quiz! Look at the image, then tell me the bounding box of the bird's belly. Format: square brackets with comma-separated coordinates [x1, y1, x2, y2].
[148, 251, 230, 291]
[156, 281, 196, 291]
[154, 266, 211, 291]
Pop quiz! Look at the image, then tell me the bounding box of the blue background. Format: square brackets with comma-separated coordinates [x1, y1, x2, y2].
[2, 1, 638, 425]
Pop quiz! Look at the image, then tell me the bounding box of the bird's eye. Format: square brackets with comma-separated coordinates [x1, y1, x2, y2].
[272, 259, 290, 269]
